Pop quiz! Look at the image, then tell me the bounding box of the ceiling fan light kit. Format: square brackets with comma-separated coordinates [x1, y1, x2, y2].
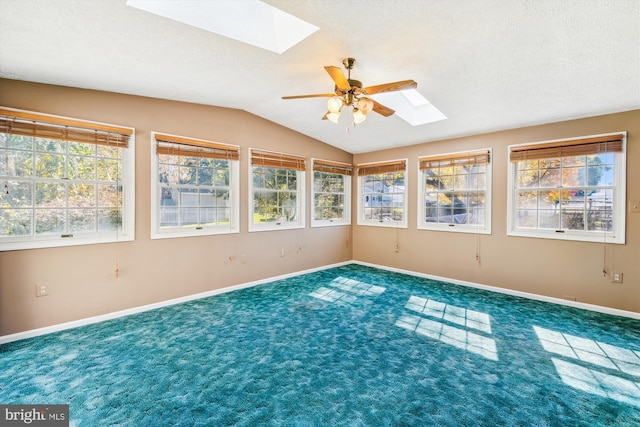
[282, 57, 418, 127]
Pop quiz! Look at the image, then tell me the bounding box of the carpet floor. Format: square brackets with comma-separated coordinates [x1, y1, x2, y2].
[1, 264, 639, 426]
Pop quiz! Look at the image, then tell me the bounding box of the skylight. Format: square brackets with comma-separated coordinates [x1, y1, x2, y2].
[126, 0, 319, 54]
[370, 89, 447, 126]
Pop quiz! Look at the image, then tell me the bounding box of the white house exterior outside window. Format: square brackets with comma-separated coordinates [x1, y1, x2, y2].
[250, 149, 305, 232]
[507, 132, 626, 244]
[357, 159, 407, 228]
[418, 149, 492, 234]
[151, 132, 239, 239]
[0, 107, 135, 251]
[312, 159, 351, 227]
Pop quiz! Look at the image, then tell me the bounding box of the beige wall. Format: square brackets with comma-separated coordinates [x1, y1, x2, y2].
[0, 79, 353, 336]
[353, 109, 640, 313]
[1, 79, 637, 337]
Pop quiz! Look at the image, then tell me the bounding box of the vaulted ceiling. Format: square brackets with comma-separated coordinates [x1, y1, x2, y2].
[1, 0, 638, 153]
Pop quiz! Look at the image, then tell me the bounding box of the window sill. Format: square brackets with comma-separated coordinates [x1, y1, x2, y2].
[151, 226, 239, 239]
[311, 220, 351, 228]
[0, 233, 135, 252]
[357, 220, 407, 229]
[418, 224, 491, 234]
[507, 229, 624, 244]
[248, 223, 305, 233]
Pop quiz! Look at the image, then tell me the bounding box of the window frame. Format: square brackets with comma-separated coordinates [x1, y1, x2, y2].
[311, 158, 352, 227]
[356, 158, 408, 229]
[507, 132, 626, 244]
[249, 148, 306, 232]
[150, 132, 240, 239]
[0, 107, 135, 251]
[417, 149, 492, 234]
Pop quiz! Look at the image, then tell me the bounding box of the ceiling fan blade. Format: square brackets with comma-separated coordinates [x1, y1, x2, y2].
[364, 79, 417, 95]
[371, 100, 395, 117]
[324, 66, 351, 91]
[282, 93, 335, 100]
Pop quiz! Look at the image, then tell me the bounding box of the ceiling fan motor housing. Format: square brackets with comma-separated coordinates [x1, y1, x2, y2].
[335, 79, 363, 96]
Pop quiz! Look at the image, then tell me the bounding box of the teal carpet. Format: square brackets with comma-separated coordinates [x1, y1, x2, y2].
[1, 264, 639, 426]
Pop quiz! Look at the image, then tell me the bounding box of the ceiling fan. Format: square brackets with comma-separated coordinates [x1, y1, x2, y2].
[282, 58, 417, 125]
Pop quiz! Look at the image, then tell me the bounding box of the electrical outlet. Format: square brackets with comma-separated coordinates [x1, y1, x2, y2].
[612, 272, 623, 283]
[280, 249, 286, 257]
[36, 284, 48, 297]
[240, 254, 247, 264]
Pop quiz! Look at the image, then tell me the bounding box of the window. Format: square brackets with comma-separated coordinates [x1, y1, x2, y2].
[250, 149, 305, 231]
[312, 159, 352, 227]
[507, 132, 626, 244]
[357, 159, 407, 228]
[0, 107, 134, 251]
[151, 133, 239, 238]
[418, 150, 492, 234]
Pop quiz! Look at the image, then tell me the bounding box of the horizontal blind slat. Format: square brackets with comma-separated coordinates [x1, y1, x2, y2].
[419, 150, 490, 169]
[357, 160, 406, 176]
[155, 134, 239, 160]
[510, 134, 624, 162]
[313, 159, 353, 175]
[251, 149, 306, 171]
[0, 108, 132, 148]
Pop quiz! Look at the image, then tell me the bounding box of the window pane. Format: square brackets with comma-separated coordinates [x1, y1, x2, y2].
[97, 159, 120, 182]
[516, 210, 537, 228]
[538, 191, 561, 209]
[97, 144, 119, 159]
[196, 164, 215, 186]
[98, 184, 120, 208]
[1, 149, 34, 176]
[68, 155, 95, 180]
[517, 191, 537, 209]
[517, 169, 538, 187]
[538, 210, 559, 229]
[539, 167, 561, 188]
[69, 209, 96, 232]
[469, 206, 484, 226]
[2, 134, 33, 150]
[98, 208, 121, 231]
[68, 183, 96, 207]
[158, 162, 179, 185]
[180, 208, 198, 227]
[179, 165, 197, 185]
[35, 209, 65, 234]
[561, 210, 584, 230]
[2, 181, 32, 207]
[68, 141, 96, 156]
[587, 165, 613, 186]
[199, 188, 215, 207]
[562, 166, 585, 187]
[160, 207, 179, 227]
[0, 209, 32, 236]
[36, 183, 66, 207]
[36, 153, 65, 178]
[35, 138, 64, 153]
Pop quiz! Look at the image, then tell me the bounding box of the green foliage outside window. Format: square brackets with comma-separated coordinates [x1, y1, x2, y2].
[1, 134, 123, 237]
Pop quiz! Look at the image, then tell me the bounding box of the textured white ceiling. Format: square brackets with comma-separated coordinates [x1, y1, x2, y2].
[1, 0, 638, 153]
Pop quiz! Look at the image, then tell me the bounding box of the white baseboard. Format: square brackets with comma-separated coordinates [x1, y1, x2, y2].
[0, 261, 351, 345]
[353, 260, 640, 320]
[2, 259, 637, 345]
